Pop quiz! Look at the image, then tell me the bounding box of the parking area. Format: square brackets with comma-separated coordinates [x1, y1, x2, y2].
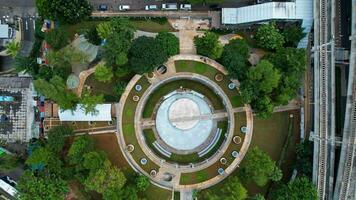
[90, 0, 254, 11]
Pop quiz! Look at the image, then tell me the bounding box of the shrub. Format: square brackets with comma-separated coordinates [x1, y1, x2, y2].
[45, 28, 69, 50]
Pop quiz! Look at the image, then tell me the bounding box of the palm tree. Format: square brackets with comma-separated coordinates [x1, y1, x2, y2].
[5, 41, 21, 58]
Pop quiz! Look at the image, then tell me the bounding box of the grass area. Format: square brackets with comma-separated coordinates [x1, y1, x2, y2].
[121, 76, 161, 173]
[85, 73, 134, 103]
[62, 20, 104, 40]
[175, 60, 244, 108]
[143, 79, 225, 118]
[129, 18, 176, 33]
[62, 18, 175, 41]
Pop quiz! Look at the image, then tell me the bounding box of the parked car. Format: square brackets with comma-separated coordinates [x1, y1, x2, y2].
[162, 3, 178, 10]
[180, 4, 192, 10]
[98, 4, 108, 11]
[145, 5, 158, 11]
[118, 5, 130, 11]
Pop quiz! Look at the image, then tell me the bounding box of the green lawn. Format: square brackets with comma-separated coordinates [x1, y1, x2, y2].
[142, 79, 225, 118]
[129, 19, 176, 33]
[62, 18, 175, 40]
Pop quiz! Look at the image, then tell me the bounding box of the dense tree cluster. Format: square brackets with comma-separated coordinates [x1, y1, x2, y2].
[18, 127, 150, 200]
[80, 88, 104, 114]
[239, 147, 282, 186]
[45, 28, 69, 50]
[34, 76, 79, 110]
[255, 23, 284, 50]
[220, 39, 250, 80]
[194, 31, 223, 59]
[270, 177, 318, 200]
[94, 63, 114, 83]
[36, 0, 92, 24]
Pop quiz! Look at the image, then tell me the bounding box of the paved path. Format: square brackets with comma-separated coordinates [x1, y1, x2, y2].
[180, 189, 193, 200]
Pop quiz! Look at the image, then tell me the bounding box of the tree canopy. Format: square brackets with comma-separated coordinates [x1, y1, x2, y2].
[220, 39, 250, 80]
[129, 36, 168, 74]
[5, 40, 21, 58]
[240, 60, 281, 118]
[270, 177, 318, 200]
[84, 159, 126, 194]
[17, 171, 69, 200]
[103, 32, 132, 67]
[47, 125, 73, 153]
[282, 25, 305, 47]
[239, 147, 282, 186]
[80, 88, 104, 114]
[194, 31, 223, 59]
[155, 32, 180, 58]
[84, 26, 101, 45]
[45, 28, 69, 50]
[255, 23, 285, 50]
[267, 47, 306, 105]
[94, 63, 114, 83]
[35, 0, 92, 24]
[67, 135, 95, 167]
[34, 76, 79, 110]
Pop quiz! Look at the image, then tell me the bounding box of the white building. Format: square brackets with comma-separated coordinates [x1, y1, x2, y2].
[58, 104, 112, 122]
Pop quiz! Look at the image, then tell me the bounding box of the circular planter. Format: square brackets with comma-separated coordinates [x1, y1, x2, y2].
[215, 73, 224, 82]
[233, 136, 242, 144]
[133, 95, 140, 102]
[220, 157, 227, 165]
[140, 158, 148, 165]
[150, 170, 157, 177]
[126, 144, 135, 153]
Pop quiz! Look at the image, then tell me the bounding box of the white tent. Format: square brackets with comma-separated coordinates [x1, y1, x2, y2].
[58, 104, 112, 121]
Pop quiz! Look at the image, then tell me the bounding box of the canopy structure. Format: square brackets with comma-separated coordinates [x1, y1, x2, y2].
[221, 0, 313, 48]
[58, 104, 112, 121]
[72, 35, 99, 63]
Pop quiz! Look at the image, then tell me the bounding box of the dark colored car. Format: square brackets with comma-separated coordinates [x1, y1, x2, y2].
[98, 4, 108, 11]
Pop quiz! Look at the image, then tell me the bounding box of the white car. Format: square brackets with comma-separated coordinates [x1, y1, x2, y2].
[162, 3, 178, 10]
[145, 5, 158, 11]
[180, 4, 192, 10]
[118, 5, 130, 11]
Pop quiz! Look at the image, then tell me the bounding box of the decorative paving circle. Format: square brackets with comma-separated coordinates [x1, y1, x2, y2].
[155, 91, 214, 151]
[168, 97, 200, 130]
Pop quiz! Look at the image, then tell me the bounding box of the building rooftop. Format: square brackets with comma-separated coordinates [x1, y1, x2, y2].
[58, 104, 112, 122]
[0, 77, 32, 89]
[0, 24, 9, 39]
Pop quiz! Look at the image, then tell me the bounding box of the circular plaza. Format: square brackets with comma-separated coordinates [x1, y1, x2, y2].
[116, 55, 253, 190]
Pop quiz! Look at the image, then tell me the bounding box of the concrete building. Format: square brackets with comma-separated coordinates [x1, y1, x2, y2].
[0, 76, 36, 142]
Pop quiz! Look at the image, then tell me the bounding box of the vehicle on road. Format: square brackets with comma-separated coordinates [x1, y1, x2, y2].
[118, 5, 130, 11]
[145, 5, 158, 11]
[162, 3, 177, 10]
[180, 4, 192, 10]
[98, 4, 108, 11]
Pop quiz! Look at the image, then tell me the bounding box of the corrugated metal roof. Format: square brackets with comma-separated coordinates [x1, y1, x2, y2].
[0, 77, 32, 89]
[58, 104, 112, 121]
[222, 2, 296, 25]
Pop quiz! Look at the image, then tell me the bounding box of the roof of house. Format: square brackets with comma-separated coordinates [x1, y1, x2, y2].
[58, 104, 112, 121]
[0, 77, 32, 89]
